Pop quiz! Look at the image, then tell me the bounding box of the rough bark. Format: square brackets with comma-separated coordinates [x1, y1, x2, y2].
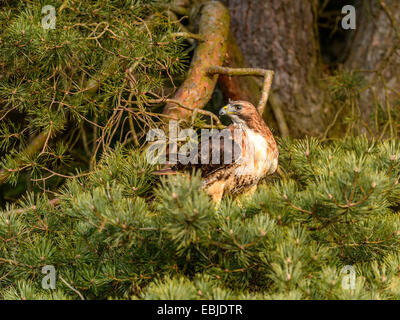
[345, 0, 400, 136]
[218, 31, 262, 106]
[223, 0, 328, 136]
[163, 1, 230, 119]
[216, 31, 289, 137]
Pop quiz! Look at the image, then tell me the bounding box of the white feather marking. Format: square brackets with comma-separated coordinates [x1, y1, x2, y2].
[235, 128, 272, 178]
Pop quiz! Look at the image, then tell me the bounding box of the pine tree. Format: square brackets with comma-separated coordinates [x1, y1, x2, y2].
[0, 0, 188, 192]
[1, 137, 400, 300]
[1, 0, 400, 301]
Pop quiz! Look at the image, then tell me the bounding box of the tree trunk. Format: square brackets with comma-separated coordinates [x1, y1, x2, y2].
[345, 0, 400, 137]
[163, 1, 230, 119]
[223, 0, 328, 136]
[217, 31, 262, 107]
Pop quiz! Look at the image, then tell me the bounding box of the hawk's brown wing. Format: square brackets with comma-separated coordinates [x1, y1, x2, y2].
[172, 125, 243, 178]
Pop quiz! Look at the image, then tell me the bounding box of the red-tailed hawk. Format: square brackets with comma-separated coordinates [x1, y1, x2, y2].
[155, 100, 279, 203]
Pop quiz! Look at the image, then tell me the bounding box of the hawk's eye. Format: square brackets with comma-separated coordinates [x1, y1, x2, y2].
[235, 105, 242, 110]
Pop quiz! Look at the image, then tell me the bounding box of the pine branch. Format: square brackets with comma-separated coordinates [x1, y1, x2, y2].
[207, 66, 274, 116]
[163, 1, 230, 119]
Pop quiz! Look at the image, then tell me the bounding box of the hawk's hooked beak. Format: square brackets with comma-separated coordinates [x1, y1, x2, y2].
[219, 104, 236, 116]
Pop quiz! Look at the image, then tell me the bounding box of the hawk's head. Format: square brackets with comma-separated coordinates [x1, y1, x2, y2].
[219, 100, 260, 126]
